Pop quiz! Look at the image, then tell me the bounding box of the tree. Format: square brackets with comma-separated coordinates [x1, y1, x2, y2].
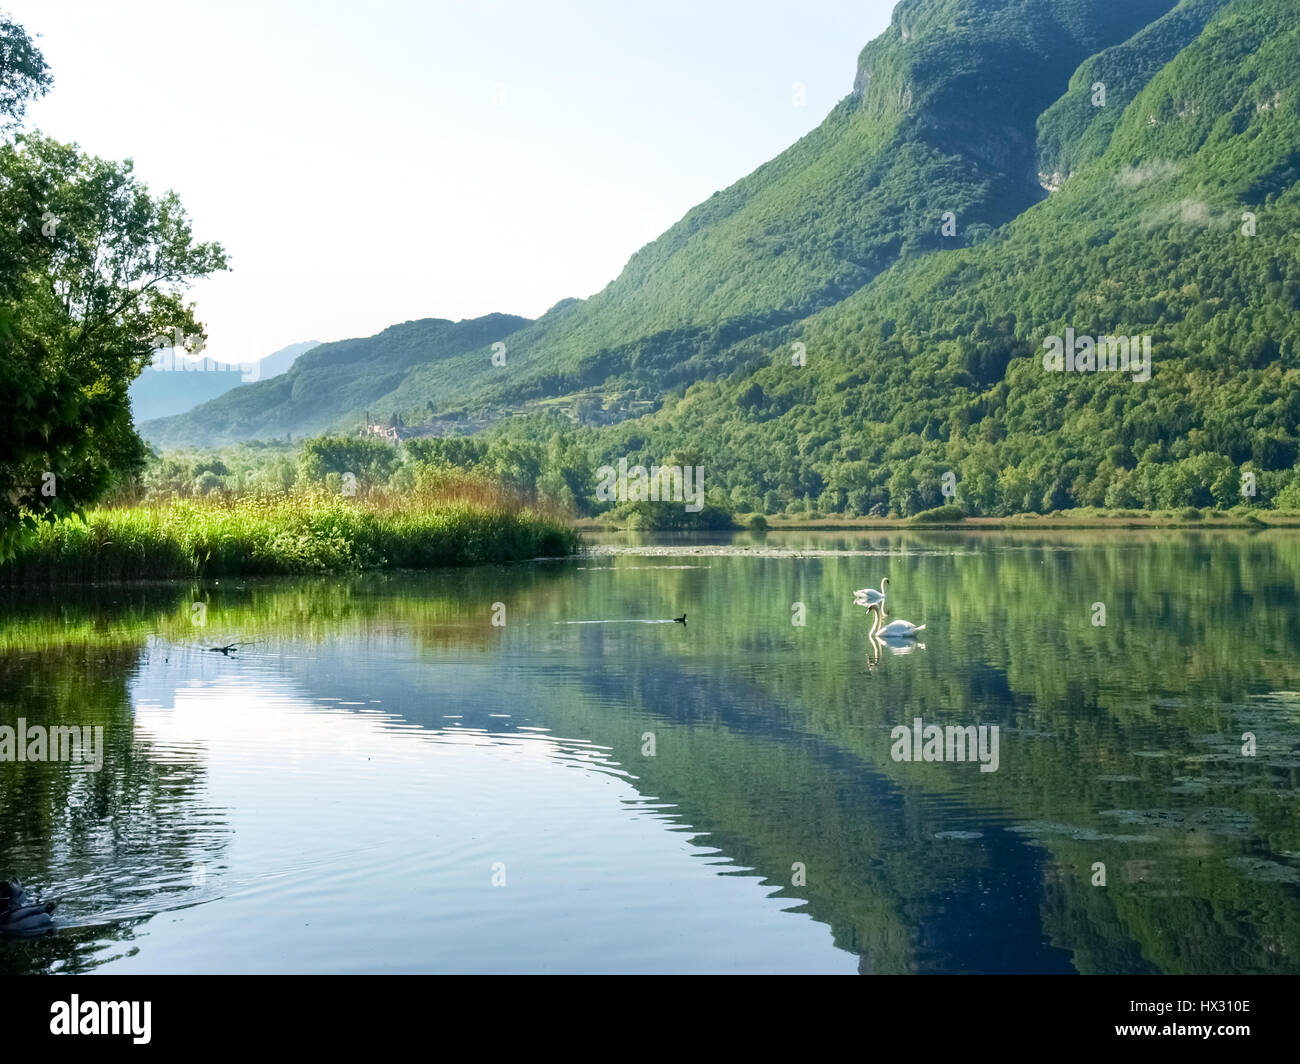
[298, 436, 395, 492]
[0, 133, 228, 554]
[0, 14, 50, 132]
[0, 15, 227, 556]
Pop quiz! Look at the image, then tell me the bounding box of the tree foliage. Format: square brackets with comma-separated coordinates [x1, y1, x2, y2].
[0, 18, 226, 556]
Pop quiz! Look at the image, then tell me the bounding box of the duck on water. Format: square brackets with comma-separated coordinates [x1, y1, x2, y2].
[0, 878, 55, 933]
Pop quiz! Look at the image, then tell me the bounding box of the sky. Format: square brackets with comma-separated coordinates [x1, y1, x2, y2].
[8, 0, 897, 365]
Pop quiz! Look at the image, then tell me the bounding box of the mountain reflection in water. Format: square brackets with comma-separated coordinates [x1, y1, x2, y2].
[1, 531, 1298, 974]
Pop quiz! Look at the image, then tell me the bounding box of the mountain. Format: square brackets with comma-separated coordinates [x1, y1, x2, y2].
[146, 0, 1300, 516]
[129, 340, 319, 423]
[255, 339, 321, 381]
[140, 315, 528, 447]
[601, 0, 1300, 516]
[148, 0, 1175, 445]
[387, 0, 1179, 413]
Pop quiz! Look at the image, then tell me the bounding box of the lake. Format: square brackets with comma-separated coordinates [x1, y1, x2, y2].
[2, 530, 1298, 974]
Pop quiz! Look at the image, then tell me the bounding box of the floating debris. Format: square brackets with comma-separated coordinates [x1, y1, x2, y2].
[1226, 857, 1300, 884]
[1009, 821, 1155, 843]
[1167, 777, 1212, 795]
[1100, 807, 1255, 836]
[579, 545, 978, 559]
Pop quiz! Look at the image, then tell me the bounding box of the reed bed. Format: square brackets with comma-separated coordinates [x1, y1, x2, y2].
[0, 487, 579, 584]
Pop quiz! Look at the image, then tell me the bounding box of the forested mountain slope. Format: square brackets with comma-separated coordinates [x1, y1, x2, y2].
[147, 0, 1300, 516]
[147, 0, 1175, 444]
[584, 0, 1300, 515]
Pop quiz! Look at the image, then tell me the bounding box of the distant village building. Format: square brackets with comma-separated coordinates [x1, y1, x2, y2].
[360, 412, 400, 443]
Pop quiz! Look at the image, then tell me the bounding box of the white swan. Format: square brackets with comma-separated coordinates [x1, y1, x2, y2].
[853, 577, 889, 612]
[866, 601, 925, 639]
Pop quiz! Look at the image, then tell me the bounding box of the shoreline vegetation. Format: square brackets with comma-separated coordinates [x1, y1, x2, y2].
[4, 494, 1288, 587]
[0, 487, 578, 585]
[3, 432, 1292, 586]
[574, 504, 1286, 533]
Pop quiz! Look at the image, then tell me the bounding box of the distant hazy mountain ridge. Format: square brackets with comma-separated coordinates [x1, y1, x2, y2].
[142, 316, 527, 446]
[130, 340, 320, 423]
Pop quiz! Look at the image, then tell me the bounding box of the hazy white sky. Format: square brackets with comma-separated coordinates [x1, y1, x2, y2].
[9, 0, 896, 363]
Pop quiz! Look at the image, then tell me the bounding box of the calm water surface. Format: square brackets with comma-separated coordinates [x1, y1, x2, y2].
[2, 530, 1299, 974]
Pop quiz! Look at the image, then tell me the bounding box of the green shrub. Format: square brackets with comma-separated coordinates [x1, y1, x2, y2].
[910, 505, 966, 524]
[619, 502, 735, 530]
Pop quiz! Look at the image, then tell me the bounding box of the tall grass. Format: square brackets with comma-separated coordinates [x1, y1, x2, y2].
[0, 485, 579, 584]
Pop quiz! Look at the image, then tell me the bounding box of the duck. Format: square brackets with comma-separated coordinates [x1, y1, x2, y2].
[865, 601, 925, 639]
[853, 577, 889, 615]
[0, 878, 55, 933]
